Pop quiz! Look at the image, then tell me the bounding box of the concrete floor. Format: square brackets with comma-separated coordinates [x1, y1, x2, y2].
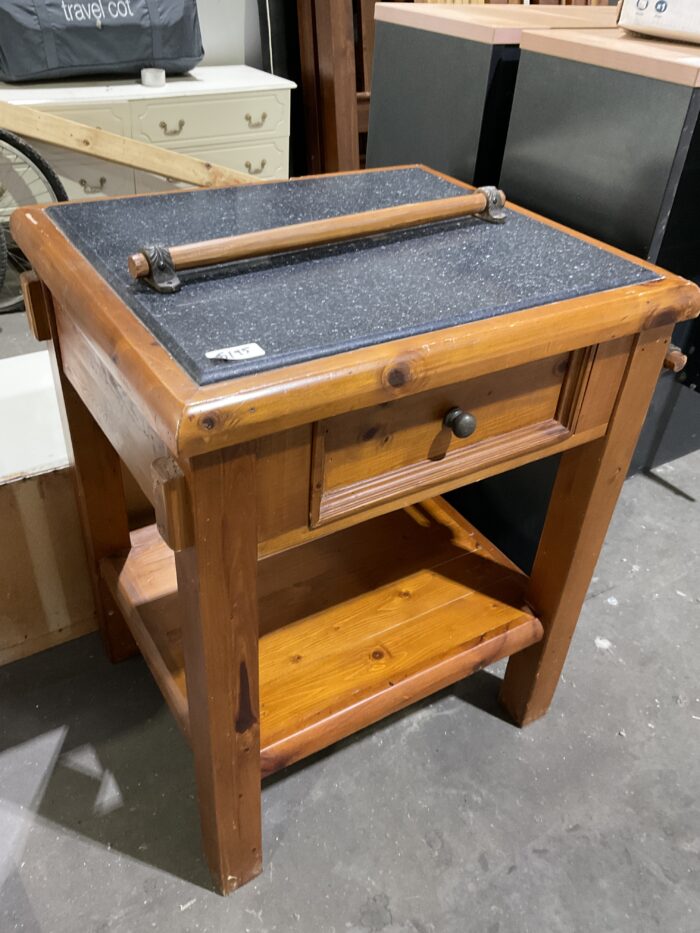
[1, 451, 699, 933]
[0, 310, 42, 361]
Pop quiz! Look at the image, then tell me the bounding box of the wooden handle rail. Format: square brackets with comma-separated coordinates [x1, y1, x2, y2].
[128, 189, 506, 282]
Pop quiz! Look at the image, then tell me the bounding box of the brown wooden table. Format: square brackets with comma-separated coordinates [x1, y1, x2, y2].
[13, 166, 700, 894]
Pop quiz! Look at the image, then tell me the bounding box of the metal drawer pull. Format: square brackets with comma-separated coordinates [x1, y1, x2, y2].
[245, 111, 268, 129]
[244, 159, 267, 176]
[79, 176, 106, 193]
[443, 407, 477, 439]
[159, 119, 185, 137]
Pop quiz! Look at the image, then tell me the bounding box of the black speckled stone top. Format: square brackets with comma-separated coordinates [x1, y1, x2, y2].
[47, 167, 657, 385]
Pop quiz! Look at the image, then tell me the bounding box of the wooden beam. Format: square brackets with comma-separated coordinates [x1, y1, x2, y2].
[0, 101, 254, 188]
[313, 0, 360, 171]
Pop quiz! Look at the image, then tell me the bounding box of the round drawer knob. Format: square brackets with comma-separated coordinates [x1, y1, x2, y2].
[443, 407, 477, 439]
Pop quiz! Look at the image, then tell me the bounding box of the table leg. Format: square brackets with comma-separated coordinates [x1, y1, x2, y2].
[500, 326, 672, 726]
[47, 304, 136, 662]
[175, 444, 262, 895]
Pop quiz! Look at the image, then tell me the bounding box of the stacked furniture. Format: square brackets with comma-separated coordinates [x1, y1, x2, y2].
[0, 65, 295, 194]
[500, 27, 700, 471]
[366, 3, 618, 184]
[455, 27, 700, 569]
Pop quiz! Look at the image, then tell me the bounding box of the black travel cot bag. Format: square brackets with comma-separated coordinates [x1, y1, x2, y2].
[0, 0, 204, 83]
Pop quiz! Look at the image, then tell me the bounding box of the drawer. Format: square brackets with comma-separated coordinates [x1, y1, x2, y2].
[45, 103, 130, 133]
[130, 91, 291, 147]
[48, 156, 135, 201]
[134, 139, 290, 193]
[32, 103, 134, 183]
[310, 347, 621, 527]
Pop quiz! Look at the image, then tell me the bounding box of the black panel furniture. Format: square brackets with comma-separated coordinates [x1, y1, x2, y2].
[366, 3, 617, 185]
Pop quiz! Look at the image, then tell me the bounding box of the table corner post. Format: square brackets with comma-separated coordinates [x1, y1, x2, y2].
[175, 442, 263, 894]
[500, 325, 674, 726]
[43, 291, 138, 662]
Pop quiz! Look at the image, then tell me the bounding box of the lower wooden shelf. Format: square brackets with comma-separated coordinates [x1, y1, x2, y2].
[100, 497, 543, 776]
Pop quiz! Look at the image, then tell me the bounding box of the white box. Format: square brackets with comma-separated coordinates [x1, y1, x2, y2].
[618, 0, 700, 45]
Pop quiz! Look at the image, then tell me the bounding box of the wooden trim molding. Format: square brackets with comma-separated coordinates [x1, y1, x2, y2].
[11, 165, 700, 463]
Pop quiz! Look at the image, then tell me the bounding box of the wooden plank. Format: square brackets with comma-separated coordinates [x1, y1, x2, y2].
[174, 444, 262, 895]
[0, 101, 254, 187]
[296, 0, 324, 174]
[500, 325, 674, 725]
[358, 0, 377, 92]
[258, 498, 541, 773]
[313, 0, 360, 171]
[0, 468, 96, 666]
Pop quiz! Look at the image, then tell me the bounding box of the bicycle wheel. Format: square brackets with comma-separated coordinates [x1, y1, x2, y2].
[0, 129, 68, 313]
[0, 219, 6, 292]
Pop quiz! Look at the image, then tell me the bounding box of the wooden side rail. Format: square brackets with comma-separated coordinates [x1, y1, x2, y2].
[128, 188, 506, 283]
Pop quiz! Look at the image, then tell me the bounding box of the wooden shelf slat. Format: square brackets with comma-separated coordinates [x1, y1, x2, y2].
[100, 498, 543, 776]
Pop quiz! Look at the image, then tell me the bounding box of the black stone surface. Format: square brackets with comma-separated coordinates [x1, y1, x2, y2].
[47, 167, 658, 386]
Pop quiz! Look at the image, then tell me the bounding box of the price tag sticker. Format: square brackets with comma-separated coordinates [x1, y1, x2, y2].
[205, 342, 266, 362]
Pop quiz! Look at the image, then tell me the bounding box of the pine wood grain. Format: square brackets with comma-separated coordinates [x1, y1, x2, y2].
[45, 296, 137, 661]
[100, 498, 544, 776]
[174, 444, 262, 894]
[312, 352, 568, 523]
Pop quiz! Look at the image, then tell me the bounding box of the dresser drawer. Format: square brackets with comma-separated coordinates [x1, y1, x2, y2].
[134, 139, 290, 192]
[131, 91, 291, 147]
[310, 346, 624, 527]
[50, 156, 135, 201]
[37, 103, 131, 137]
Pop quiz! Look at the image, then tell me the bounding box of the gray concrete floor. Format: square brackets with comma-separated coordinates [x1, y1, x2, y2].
[1, 452, 699, 933]
[0, 310, 43, 360]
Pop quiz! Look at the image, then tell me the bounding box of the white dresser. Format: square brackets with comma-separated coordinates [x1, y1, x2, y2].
[0, 65, 295, 198]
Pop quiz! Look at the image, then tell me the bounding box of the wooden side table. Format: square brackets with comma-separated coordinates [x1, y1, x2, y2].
[13, 166, 700, 894]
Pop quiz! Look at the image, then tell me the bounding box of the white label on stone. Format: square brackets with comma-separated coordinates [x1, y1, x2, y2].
[205, 342, 266, 362]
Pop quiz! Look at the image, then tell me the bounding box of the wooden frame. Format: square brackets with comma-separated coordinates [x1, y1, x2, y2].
[295, 0, 402, 172]
[13, 165, 700, 894]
